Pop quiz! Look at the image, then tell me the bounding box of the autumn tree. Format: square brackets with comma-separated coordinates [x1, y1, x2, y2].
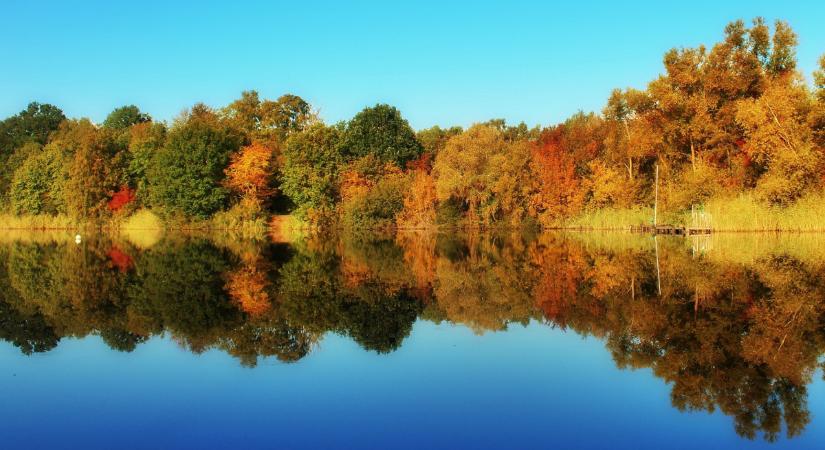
[64, 119, 123, 220]
[224, 141, 277, 206]
[736, 76, 820, 205]
[531, 127, 585, 224]
[433, 124, 535, 224]
[810, 55, 825, 149]
[9, 143, 70, 215]
[433, 125, 504, 223]
[224, 91, 314, 143]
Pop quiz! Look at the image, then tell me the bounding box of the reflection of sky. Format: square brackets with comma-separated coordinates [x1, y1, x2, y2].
[1, 321, 823, 449]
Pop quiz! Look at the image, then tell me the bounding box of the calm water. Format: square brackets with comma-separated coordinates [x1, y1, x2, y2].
[2, 230, 825, 449]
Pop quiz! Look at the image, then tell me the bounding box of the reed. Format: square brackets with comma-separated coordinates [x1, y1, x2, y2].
[0, 214, 77, 230]
[563, 207, 653, 230]
[685, 193, 825, 232]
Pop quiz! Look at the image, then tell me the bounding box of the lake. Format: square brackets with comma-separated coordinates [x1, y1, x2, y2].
[1, 230, 825, 449]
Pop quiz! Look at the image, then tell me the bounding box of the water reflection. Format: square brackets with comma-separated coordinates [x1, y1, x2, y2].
[2, 230, 825, 441]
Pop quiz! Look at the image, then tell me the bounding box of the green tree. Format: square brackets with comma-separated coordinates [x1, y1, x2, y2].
[9, 143, 70, 215]
[103, 105, 150, 130]
[148, 107, 243, 218]
[341, 104, 422, 167]
[0, 102, 65, 209]
[280, 123, 345, 220]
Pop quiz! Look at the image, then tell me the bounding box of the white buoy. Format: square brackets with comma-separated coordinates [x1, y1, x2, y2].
[75, 234, 82, 244]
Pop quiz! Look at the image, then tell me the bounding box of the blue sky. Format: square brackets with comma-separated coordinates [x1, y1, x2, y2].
[1, 0, 824, 129]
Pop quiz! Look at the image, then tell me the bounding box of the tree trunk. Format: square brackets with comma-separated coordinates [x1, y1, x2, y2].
[690, 139, 696, 172]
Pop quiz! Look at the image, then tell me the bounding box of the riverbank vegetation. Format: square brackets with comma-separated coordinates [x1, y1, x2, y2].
[1, 18, 824, 233]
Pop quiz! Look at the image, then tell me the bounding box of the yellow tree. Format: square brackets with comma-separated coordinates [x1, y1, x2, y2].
[224, 141, 277, 206]
[433, 125, 515, 224]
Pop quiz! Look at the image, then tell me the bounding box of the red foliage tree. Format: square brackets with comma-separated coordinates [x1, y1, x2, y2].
[107, 186, 136, 212]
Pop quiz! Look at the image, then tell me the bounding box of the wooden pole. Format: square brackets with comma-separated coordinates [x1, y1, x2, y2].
[654, 163, 659, 228]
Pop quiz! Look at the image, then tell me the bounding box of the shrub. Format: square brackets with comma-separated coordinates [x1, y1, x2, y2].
[342, 173, 409, 230]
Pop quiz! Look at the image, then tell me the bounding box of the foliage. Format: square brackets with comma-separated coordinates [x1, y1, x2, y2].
[341, 169, 409, 231]
[0, 102, 65, 210]
[63, 119, 124, 220]
[224, 141, 277, 205]
[396, 170, 437, 229]
[148, 108, 243, 218]
[223, 90, 314, 142]
[103, 105, 150, 130]
[10, 143, 70, 215]
[342, 104, 423, 167]
[280, 123, 344, 221]
[433, 125, 505, 224]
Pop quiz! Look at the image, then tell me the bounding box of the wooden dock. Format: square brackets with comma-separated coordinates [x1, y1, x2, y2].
[629, 225, 712, 235]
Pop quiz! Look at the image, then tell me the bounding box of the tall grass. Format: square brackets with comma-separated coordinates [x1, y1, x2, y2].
[563, 193, 825, 232]
[0, 214, 77, 230]
[684, 193, 825, 232]
[563, 207, 653, 230]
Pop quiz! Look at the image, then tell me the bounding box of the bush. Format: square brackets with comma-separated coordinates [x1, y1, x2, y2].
[342, 174, 409, 230]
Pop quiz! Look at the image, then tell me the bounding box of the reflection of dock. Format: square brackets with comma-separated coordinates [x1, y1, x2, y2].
[629, 225, 712, 235]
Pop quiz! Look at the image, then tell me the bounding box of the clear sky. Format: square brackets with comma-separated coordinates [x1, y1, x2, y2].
[1, 0, 824, 130]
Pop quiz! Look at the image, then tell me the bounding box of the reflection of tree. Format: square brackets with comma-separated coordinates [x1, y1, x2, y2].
[433, 234, 535, 333]
[277, 241, 423, 354]
[529, 237, 823, 442]
[128, 240, 243, 352]
[2, 231, 825, 441]
[0, 269, 59, 353]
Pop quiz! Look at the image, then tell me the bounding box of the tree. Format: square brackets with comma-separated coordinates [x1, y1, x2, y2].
[531, 127, 585, 224]
[735, 77, 819, 205]
[0, 102, 65, 209]
[396, 170, 437, 229]
[148, 107, 243, 218]
[0, 102, 65, 151]
[262, 94, 314, 139]
[224, 141, 277, 206]
[280, 123, 345, 220]
[127, 122, 167, 203]
[810, 55, 825, 148]
[63, 119, 123, 220]
[103, 105, 150, 130]
[342, 104, 423, 167]
[9, 143, 70, 215]
[433, 125, 507, 222]
[224, 91, 314, 142]
[416, 125, 463, 159]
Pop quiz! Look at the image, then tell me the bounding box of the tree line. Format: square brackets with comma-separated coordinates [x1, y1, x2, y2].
[1, 18, 824, 229]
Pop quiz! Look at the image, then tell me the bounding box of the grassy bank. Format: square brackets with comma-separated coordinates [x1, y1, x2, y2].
[562, 193, 825, 232]
[0, 214, 79, 230]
